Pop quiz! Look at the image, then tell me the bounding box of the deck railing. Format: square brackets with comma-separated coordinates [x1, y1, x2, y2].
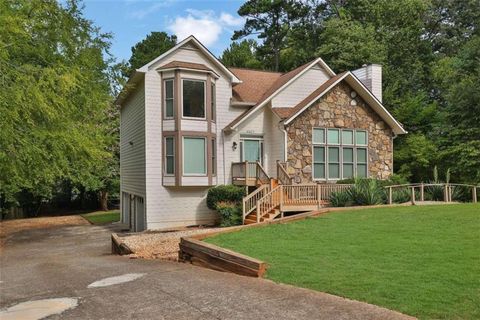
[251, 183, 354, 222]
[242, 184, 271, 221]
[386, 183, 478, 204]
[232, 161, 270, 185]
[277, 161, 293, 185]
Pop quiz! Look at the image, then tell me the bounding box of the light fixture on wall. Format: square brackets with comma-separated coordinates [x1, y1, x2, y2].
[232, 142, 237, 151]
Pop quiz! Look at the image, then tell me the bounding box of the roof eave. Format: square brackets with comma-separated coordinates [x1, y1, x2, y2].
[114, 70, 145, 106]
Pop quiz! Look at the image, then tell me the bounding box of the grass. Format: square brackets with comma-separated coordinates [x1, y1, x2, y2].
[205, 204, 480, 319]
[81, 210, 120, 225]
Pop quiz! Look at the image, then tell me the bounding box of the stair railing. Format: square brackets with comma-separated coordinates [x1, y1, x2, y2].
[277, 161, 293, 185]
[242, 184, 271, 223]
[256, 185, 283, 223]
[256, 161, 270, 184]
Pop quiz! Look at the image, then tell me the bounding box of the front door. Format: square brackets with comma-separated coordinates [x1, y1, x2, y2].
[240, 139, 263, 163]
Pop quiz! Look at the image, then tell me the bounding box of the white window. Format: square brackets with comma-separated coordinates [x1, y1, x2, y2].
[183, 137, 206, 175]
[164, 79, 174, 119]
[182, 79, 205, 119]
[164, 136, 175, 175]
[312, 128, 369, 180]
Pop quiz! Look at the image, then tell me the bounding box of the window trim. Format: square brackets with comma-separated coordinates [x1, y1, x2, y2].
[182, 136, 207, 176]
[211, 83, 216, 122]
[181, 78, 207, 120]
[163, 78, 174, 120]
[164, 136, 175, 176]
[312, 127, 369, 181]
[211, 138, 216, 176]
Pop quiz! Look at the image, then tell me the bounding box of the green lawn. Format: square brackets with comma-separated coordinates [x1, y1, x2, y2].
[205, 204, 480, 319]
[81, 210, 120, 225]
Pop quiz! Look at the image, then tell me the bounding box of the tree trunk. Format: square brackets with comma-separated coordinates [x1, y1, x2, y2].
[99, 190, 108, 211]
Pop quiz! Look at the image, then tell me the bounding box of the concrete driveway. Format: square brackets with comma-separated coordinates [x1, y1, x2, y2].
[0, 221, 414, 319]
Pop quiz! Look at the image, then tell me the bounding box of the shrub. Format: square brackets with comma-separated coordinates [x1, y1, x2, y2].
[206, 185, 246, 210]
[216, 201, 242, 227]
[392, 187, 411, 203]
[347, 178, 386, 205]
[329, 191, 352, 207]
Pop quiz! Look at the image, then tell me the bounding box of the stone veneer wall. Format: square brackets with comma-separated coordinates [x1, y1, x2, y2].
[286, 82, 393, 183]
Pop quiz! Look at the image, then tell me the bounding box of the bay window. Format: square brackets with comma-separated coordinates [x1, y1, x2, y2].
[183, 137, 206, 175]
[312, 128, 369, 180]
[164, 79, 174, 119]
[182, 79, 205, 118]
[164, 136, 175, 175]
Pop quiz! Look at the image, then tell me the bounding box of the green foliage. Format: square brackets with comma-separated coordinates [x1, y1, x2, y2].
[0, 0, 117, 215]
[220, 40, 263, 69]
[124, 32, 177, 77]
[206, 204, 480, 319]
[206, 185, 246, 210]
[233, 0, 304, 71]
[346, 178, 386, 206]
[329, 191, 351, 207]
[81, 210, 120, 225]
[216, 201, 243, 227]
[394, 134, 438, 182]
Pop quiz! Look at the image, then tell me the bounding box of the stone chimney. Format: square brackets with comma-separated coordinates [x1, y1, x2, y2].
[352, 64, 382, 103]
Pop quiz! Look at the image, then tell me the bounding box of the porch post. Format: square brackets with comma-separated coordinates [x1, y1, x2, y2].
[256, 202, 260, 223]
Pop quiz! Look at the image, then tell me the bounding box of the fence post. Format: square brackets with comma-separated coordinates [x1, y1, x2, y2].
[411, 187, 416, 205]
[449, 186, 453, 202]
[444, 184, 448, 202]
[280, 185, 284, 212]
[420, 183, 425, 202]
[473, 187, 477, 203]
[242, 198, 246, 224]
[317, 184, 321, 208]
[388, 187, 393, 205]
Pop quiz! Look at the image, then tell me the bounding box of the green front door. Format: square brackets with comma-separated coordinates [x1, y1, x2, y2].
[243, 139, 261, 163]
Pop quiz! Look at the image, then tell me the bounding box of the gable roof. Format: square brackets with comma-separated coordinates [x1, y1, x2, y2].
[226, 57, 336, 130]
[229, 68, 282, 104]
[159, 61, 212, 72]
[138, 35, 241, 84]
[283, 72, 407, 135]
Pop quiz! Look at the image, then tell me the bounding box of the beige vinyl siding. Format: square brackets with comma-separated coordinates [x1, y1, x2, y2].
[352, 64, 382, 102]
[271, 66, 330, 108]
[120, 79, 146, 223]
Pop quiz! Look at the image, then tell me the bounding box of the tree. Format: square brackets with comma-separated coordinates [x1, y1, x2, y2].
[124, 32, 177, 77]
[220, 39, 263, 69]
[0, 0, 115, 216]
[433, 36, 480, 183]
[233, 0, 303, 71]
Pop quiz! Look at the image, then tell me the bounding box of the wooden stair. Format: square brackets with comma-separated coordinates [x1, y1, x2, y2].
[244, 208, 281, 225]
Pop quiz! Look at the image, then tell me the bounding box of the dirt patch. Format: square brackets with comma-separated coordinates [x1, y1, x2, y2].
[0, 215, 88, 250]
[118, 227, 220, 261]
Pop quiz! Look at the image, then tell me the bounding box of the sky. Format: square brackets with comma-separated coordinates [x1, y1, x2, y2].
[82, 0, 246, 63]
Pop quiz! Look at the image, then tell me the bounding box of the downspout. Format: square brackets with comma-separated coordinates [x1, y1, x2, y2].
[279, 121, 288, 162]
[222, 129, 227, 185]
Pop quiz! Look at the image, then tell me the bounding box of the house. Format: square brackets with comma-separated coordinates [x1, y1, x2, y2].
[116, 35, 406, 231]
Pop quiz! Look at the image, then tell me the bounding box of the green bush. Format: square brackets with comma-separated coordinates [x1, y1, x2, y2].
[329, 191, 352, 207]
[392, 188, 411, 203]
[206, 185, 246, 210]
[347, 178, 386, 205]
[216, 201, 242, 227]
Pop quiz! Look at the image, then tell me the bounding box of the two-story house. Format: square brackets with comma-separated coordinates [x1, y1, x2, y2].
[116, 36, 406, 231]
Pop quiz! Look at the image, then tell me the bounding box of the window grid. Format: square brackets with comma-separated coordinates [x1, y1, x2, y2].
[312, 128, 368, 181]
[164, 79, 174, 119]
[164, 136, 175, 175]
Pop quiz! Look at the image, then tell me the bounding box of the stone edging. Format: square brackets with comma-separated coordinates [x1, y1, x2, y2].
[111, 233, 134, 255]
